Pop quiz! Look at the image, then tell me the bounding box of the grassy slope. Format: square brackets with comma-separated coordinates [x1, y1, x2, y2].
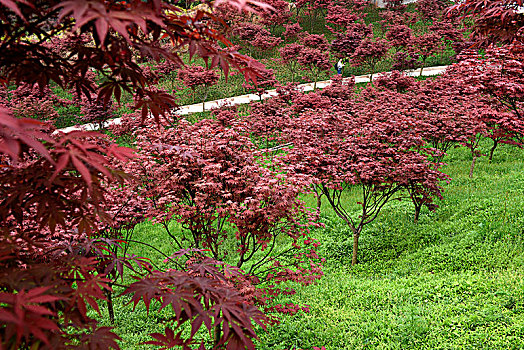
[258, 143, 524, 350]
[99, 141, 524, 349]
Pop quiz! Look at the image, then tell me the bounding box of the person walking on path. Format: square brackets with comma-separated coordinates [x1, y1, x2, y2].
[336, 59, 345, 75]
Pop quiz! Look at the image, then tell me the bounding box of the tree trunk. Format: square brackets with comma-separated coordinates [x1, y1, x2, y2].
[351, 229, 360, 266]
[106, 288, 115, 324]
[469, 154, 477, 178]
[414, 203, 421, 223]
[202, 87, 209, 113]
[489, 139, 498, 163]
[419, 65, 424, 76]
[316, 193, 322, 212]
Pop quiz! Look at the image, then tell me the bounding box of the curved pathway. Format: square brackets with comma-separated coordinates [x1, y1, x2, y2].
[59, 65, 449, 133]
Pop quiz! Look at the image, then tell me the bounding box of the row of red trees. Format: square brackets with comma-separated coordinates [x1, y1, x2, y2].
[0, 0, 469, 131]
[226, 0, 468, 81]
[230, 54, 523, 265]
[141, 0, 471, 103]
[1, 0, 524, 349]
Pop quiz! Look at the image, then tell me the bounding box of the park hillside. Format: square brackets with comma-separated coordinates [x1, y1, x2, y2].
[1, 0, 524, 349]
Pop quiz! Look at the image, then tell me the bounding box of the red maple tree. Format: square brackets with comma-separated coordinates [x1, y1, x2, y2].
[0, 0, 279, 348]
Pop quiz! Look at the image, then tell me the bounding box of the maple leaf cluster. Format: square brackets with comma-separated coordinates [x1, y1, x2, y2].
[1, 0, 269, 123]
[258, 0, 293, 30]
[445, 44, 524, 162]
[0, 105, 135, 347]
[330, 23, 372, 59]
[0, 0, 282, 348]
[283, 23, 303, 41]
[0, 83, 62, 123]
[178, 65, 220, 92]
[238, 49, 524, 264]
[233, 22, 283, 54]
[351, 37, 390, 80]
[374, 70, 416, 93]
[448, 0, 524, 45]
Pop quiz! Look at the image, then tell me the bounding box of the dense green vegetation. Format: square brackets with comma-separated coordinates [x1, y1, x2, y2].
[97, 139, 524, 349]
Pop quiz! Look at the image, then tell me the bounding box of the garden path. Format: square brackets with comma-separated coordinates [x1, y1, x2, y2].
[59, 65, 448, 133]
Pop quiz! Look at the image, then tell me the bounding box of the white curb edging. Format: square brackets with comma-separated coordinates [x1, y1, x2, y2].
[58, 65, 449, 133]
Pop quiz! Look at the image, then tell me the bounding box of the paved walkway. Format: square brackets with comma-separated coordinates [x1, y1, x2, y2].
[60, 65, 448, 133]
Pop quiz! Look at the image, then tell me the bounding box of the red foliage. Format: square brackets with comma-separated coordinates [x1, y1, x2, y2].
[233, 22, 282, 53]
[0, 0, 278, 348]
[281, 88, 448, 263]
[123, 263, 267, 350]
[178, 65, 219, 108]
[318, 74, 355, 105]
[429, 19, 466, 45]
[391, 50, 420, 71]
[0, 83, 61, 123]
[214, 2, 250, 30]
[411, 33, 443, 74]
[252, 32, 283, 51]
[242, 69, 278, 98]
[1, 0, 268, 124]
[409, 73, 485, 164]
[416, 0, 447, 21]
[0, 106, 134, 347]
[295, 0, 332, 31]
[385, 0, 407, 11]
[278, 44, 304, 63]
[71, 70, 118, 129]
[234, 22, 264, 43]
[242, 83, 300, 145]
[379, 9, 418, 28]
[291, 91, 332, 114]
[297, 48, 333, 88]
[283, 23, 304, 41]
[155, 58, 181, 90]
[300, 33, 330, 52]
[259, 0, 293, 29]
[374, 70, 416, 93]
[178, 65, 220, 91]
[280, 43, 305, 82]
[445, 45, 524, 161]
[211, 104, 241, 127]
[386, 24, 413, 50]
[448, 0, 524, 45]
[325, 5, 362, 33]
[330, 25, 371, 59]
[351, 37, 390, 80]
[116, 118, 324, 316]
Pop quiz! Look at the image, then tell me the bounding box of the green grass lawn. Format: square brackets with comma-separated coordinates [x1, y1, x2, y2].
[97, 141, 524, 349]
